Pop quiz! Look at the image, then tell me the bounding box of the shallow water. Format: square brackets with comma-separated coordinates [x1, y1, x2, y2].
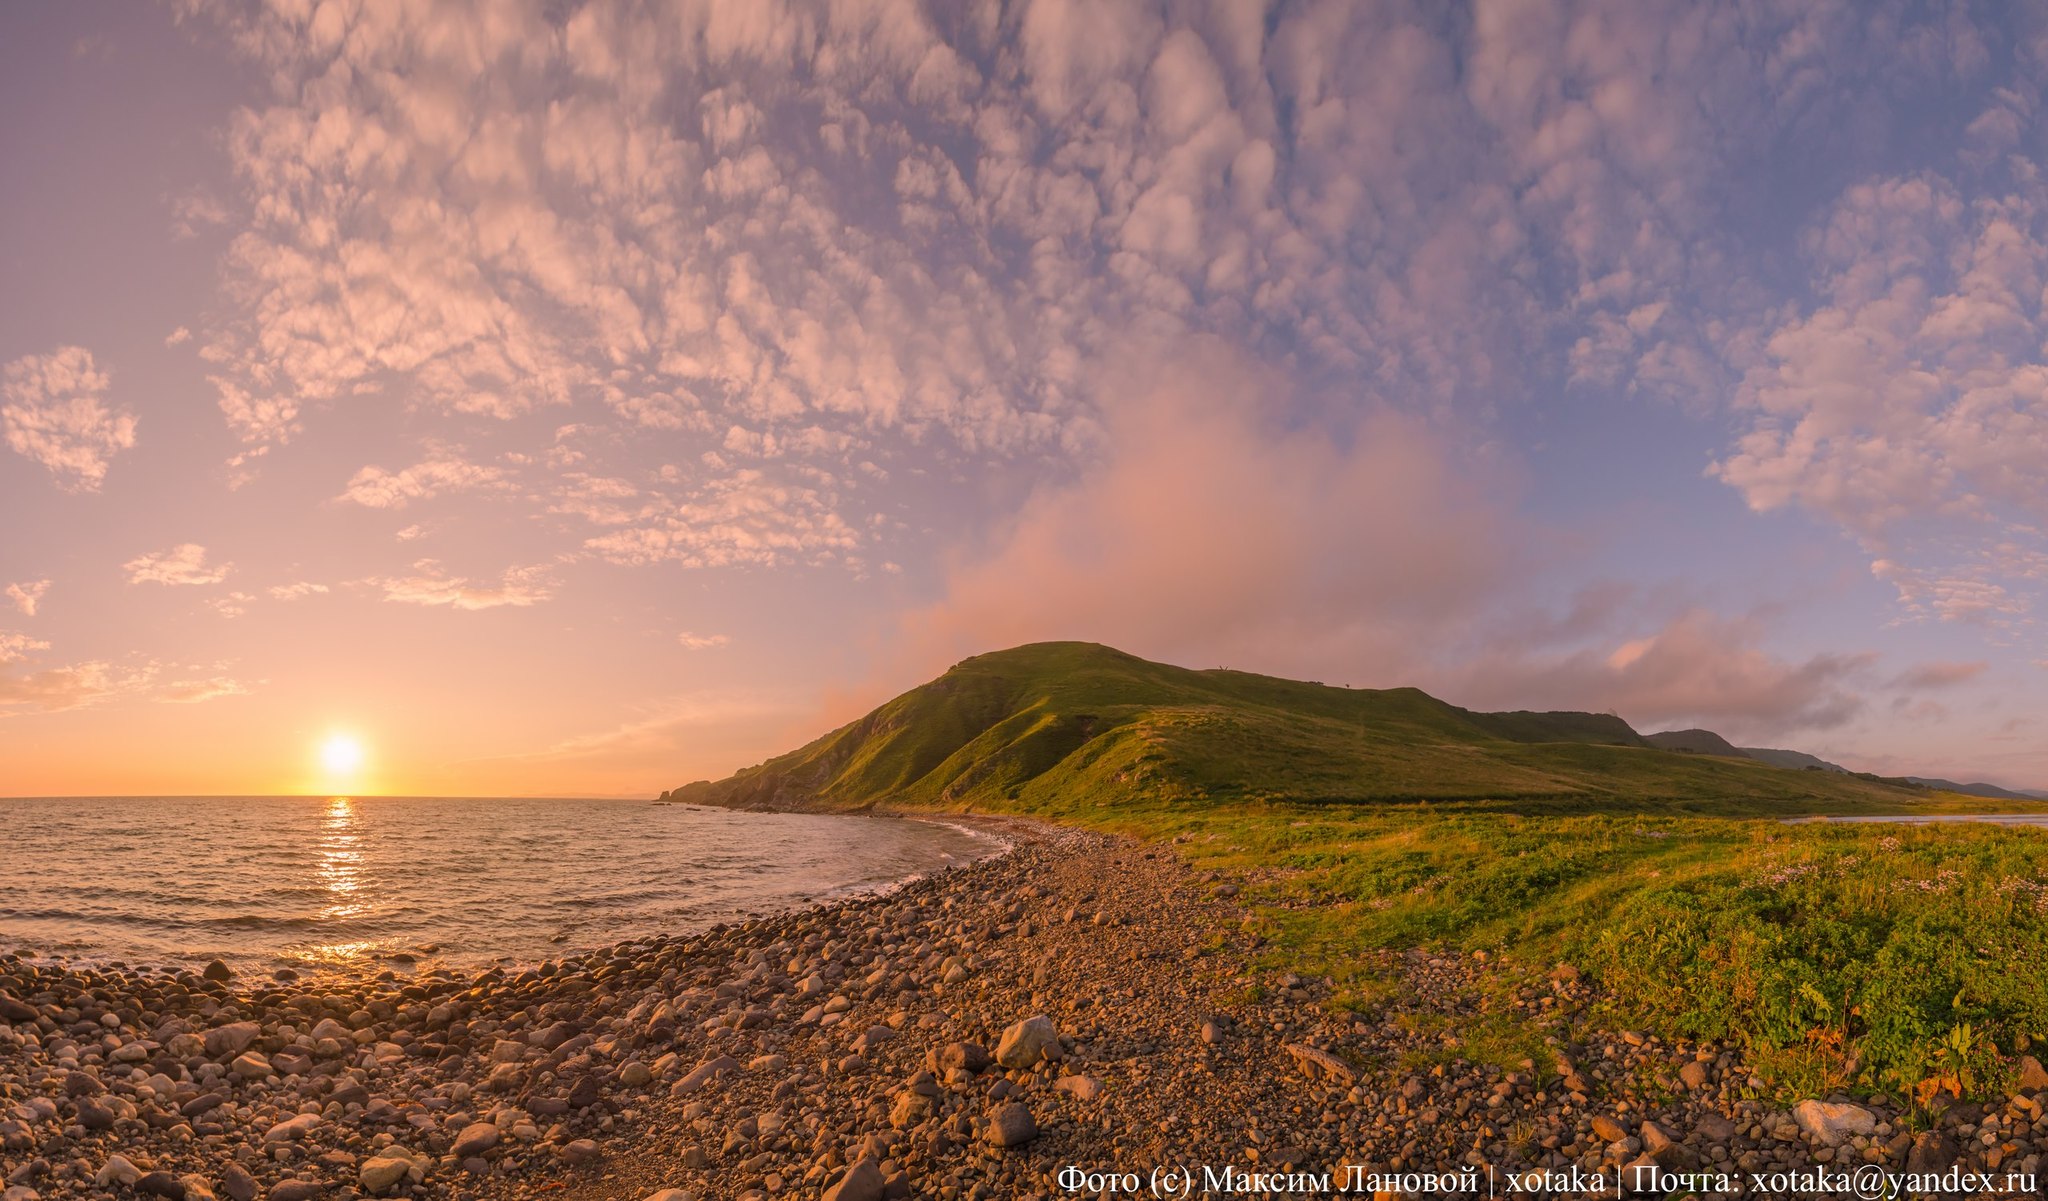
[1788, 813, 2048, 827]
[0, 796, 997, 974]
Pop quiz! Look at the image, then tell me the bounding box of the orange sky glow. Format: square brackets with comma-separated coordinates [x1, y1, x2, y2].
[5, 1, 2047, 797]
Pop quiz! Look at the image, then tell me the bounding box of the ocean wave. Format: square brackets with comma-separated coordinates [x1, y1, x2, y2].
[0, 799, 998, 971]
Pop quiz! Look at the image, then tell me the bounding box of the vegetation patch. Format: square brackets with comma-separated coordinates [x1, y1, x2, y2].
[670, 642, 2048, 1103]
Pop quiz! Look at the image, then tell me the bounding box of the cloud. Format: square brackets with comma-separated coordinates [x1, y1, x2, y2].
[503, 691, 799, 762]
[0, 632, 154, 716]
[208, 591, 254, 619]
[1708, 149, 2048, 650]
[1711, 172, 2047, 533]
[1870, 559, 2029, 627]
[124, 544, 231, 586]
[1444, 609, 1874, 737]
[164, 326, 192, 347]
[338, 458, 509, 509]
[900, 345, 1878, 738]
[1, 634, 242, 713]
[370, 561, 553, 610]
[157, 677, 252, 704]
[165, 1, 2027, 663]
[677, 632, 730, 650]
[174, 0, 1862, 504]
[1889, 660, 1989, 690]
[1, 347, 138, 490]
[0, 632, 50, 662]
[267, 582, 329, 600]
[903, 346, 1520, 682]
[5, 580, 51, 617]
[168, 188, 229, 238]
[580, 470, 861, 569]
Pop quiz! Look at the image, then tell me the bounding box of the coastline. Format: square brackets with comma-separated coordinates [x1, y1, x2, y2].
[6, 815, 2043, 1201]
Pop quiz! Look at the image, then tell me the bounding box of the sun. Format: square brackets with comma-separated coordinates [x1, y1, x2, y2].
[320, 733, 366, 776]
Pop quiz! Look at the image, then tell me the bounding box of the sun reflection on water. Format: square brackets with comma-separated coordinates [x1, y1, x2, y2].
[312, 797, 370, 965]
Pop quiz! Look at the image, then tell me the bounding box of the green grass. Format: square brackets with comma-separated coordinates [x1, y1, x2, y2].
[669, 642, 2048, 1102]
[1086, 798, 2048, 1106]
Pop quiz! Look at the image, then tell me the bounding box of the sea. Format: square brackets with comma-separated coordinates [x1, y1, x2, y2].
[0, 796, 999, 977]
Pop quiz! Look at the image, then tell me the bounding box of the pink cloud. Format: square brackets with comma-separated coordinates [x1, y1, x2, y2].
[0, 632, 154, 716]
[339, 458, 508, 509]
[5, 580, 51, 617]
[157, 677, 253, 704]
[1443, 610, 1873, 737]
[1889, 660, 1989, 690]
[2, 347, 137, 491]
[124, 544, 231, 587]
[903, 346, 1520, 682]
[370, 562, 553, 611]
[900, 346, 1874, 739]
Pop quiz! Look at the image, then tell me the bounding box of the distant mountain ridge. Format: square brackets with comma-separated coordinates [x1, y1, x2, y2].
[1642, 729, 1747, 758]
[1902, 777, 2037, 801]
[1739, 747, 1848, 773]
[1641, 729, 2041, 800]
[665, 642, 1932, 813]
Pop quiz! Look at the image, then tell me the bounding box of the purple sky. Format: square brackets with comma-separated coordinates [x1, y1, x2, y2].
[3, 0, 2044, 796]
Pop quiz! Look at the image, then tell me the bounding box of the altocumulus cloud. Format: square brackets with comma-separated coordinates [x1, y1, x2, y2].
[369, 562, 555, 611]
[5, 580, 51, 618]
[141, 0, 2048, 736]
[124, 545, 231, 587]
[338, 458, 509, 509]
[1, 347, 137, 491]
[168, 2, 2048, 591]
[0, 632, 153, 716]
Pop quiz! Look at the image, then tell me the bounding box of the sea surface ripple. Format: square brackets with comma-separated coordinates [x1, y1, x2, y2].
[0, 796, 995, 975]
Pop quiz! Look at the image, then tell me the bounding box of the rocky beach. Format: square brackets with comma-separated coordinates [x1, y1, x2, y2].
[5, 820, 2046, 1201]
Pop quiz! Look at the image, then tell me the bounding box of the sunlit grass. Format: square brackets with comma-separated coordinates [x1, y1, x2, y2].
[1096, 798, 2048, 1104]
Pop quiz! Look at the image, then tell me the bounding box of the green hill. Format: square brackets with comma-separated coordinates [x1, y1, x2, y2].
[1643, 728, 1749, 758]
[1741, 746, 1847, 772]
[665, 642, 1918, 814]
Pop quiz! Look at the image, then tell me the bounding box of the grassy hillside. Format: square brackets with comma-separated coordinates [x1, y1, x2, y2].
[668, 641, 1922, 814]
[668, 642, 2048, 1104]
[1644, 727, 1749, 758]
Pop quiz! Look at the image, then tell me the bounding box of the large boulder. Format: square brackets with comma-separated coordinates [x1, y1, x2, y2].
[995, 1015, 1058, 1069]
[932, 1042, 990, 1074]
[358, 1157, 412, 1195]
[671, 1055, 739, 1095]
[821, 1158, 883, 1201]
[96, 1156, 144, 1188]
[450, 1121, 500, 1158]
[2018, 1055, 2048, 1093]
[985, 1102, 1038, 1148]
[230, 1052, 273, 1080]
[204, 1022, 262, 1059]
[1791, 1100, 1875, 1146]
[263, 1114, 321, 1143]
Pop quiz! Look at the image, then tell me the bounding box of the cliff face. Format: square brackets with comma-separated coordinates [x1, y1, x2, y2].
[664, 642, 1918, 814]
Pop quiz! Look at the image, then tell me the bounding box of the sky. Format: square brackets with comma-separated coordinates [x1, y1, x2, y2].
[3, 0, 2046, 797]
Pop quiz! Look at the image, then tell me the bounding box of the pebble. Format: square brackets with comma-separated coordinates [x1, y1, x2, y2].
[0, 821, 2033, 1201]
